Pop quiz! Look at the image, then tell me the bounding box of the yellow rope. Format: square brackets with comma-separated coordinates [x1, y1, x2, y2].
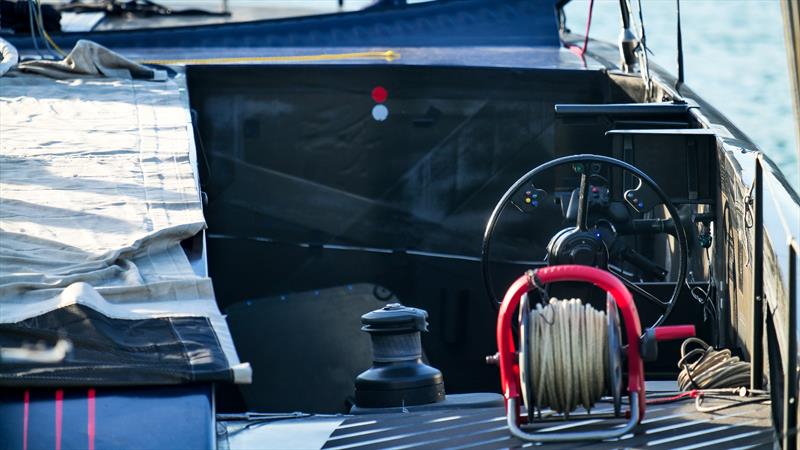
[35, 0, 67, 57]
[30, 0, 397, 67]
[41, 29, 67, 57]
[139, 50, 400, 66]
[30, 0, 397, 66]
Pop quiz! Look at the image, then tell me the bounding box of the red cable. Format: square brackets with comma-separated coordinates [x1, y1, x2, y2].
[568, 0, 595, 58]
[646, 389, 700, 405]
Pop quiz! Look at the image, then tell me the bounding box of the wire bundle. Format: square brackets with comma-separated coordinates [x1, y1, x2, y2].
[524, 298, 608, 414]
[26, 0, 66, 59]
[677, 337, 751, 390]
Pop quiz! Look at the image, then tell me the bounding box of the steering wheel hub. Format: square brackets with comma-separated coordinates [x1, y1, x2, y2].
[547, 228, 609, 268]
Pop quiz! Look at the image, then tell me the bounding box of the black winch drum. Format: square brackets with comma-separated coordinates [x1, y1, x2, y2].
[354, 303, 445, 408]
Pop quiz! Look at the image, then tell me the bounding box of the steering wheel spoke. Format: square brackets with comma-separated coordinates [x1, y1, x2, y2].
[609, 267, 670, 309]
[617, 219, 676, 236]
[623, 248, 668, 280]
[575, 173, 590, 231]
[609, 237, 668, 281]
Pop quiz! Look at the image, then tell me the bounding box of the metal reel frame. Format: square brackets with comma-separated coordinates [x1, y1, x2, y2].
[606, 296, 624, 416]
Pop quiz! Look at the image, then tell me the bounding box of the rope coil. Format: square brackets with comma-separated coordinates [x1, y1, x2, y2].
[523, 298, 608, 414]
[677, 338, 752, 390]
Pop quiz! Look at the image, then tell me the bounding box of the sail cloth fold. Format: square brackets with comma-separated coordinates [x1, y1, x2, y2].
[0, 70, 250, 384]
[18, 39, 166, 80]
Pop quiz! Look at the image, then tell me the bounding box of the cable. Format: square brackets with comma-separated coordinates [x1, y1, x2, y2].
[677, 338, 752, 391]
[566, 0, 594, 58]
[634, 0, 652, 96]
[646, 389, 699, 405]
[26, 0, 44, 59]
[686, 248, 717, 322]
[693, 390, 770, 413]
[525, 298, 607, 414]
[33, 0, 59, 58]
[217, 412, 315, 437]
[646, 387, 770, 414]
[35, 0, 66, 57]
[24, 0, 65, 59]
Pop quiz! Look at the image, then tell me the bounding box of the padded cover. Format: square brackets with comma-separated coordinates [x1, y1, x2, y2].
[0, 71, 247, 384]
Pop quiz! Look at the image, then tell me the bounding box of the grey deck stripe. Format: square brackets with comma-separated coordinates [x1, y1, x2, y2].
[336, 420, 377, 430]
[672, 429, 772, 450]
[645, 409, 753, 435]
[640, 411, 697, 425]
[329, 411, 500, 441]
[646, 419, 758, 447]
[447, 435, 518, 450]
[383, 425, 510, 450]
[327, 426, 396, 441]
[728, 438, 776, 450]
[324, 431, 418, 450]
[325, 415, 507, 449]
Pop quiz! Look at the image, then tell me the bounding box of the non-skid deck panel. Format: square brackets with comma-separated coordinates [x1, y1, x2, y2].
[322, 399, 774, 449]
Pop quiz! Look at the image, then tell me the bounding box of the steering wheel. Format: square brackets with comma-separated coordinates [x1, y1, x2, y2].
[481, 154, 688, 329]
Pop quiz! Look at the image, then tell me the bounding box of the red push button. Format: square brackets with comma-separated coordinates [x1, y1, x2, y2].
[371, 86, 388, 103]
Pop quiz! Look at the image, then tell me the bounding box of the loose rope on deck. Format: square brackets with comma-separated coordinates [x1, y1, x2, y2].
[677, 337, 752, 390]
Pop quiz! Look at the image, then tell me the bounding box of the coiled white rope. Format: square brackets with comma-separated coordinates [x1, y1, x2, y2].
[526, 298, 608, 414]
[677, 338, 752, 390]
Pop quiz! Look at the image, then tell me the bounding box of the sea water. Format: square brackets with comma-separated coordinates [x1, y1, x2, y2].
[566, 0, 799, 188]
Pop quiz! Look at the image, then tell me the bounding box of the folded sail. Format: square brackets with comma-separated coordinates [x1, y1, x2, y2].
[0, 71, 250, 384]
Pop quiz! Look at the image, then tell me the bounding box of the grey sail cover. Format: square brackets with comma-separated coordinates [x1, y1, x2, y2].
[0, 68, 250, 385]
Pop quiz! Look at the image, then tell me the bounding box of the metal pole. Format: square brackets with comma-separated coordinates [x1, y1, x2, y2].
[784, 241, 798, 450]
[617, 0, 637, 73]
[675, 0, 685, 90]
[751, 159, 764, 390]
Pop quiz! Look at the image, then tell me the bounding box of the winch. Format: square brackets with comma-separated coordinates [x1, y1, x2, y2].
[495, 265, 695, 442]
[354, 303, 445, 408]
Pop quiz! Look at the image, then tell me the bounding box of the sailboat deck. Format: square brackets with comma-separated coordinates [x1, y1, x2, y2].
[321, 398, 773, 449]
